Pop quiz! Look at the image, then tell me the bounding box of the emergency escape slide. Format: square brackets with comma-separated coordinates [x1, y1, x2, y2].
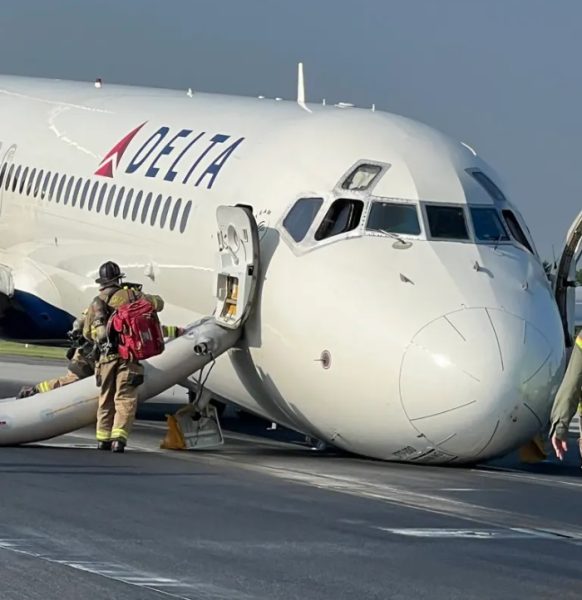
[0, 206, 259, 447]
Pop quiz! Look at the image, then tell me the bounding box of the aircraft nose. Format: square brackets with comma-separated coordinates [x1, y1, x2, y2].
[399, 307, 560, 461]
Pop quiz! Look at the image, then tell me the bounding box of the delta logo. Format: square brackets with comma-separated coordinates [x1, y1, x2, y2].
[95, 122, 245, 189]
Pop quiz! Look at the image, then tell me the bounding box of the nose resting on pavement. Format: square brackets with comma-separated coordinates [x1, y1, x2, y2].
[399, 307, 558, 460]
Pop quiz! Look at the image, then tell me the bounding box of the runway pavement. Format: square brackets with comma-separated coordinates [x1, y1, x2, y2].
[1, 358, 582, 599]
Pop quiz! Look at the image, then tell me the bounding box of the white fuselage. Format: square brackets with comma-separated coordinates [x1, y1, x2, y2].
[0, 75, 565, 463]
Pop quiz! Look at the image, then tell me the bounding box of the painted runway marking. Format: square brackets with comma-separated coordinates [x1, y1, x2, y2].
[0, 537, 259, 600]
[378, 527, 582, 540]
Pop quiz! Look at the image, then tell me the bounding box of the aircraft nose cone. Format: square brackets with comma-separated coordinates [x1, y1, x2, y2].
[399, 307, 560, 461]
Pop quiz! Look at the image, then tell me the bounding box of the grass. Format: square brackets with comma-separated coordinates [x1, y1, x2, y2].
[0, 341, 66, 360]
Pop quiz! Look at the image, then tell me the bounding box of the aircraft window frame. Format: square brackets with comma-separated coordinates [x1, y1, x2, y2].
[11, 165, 21, 193]
[160, 196, 172, 228]
[502, 209, 534, 254]
[365, 199, 423, 237]
[114, 186, 125, 217]
[122, 188, 134, 220]
[423, 203, 471, 242]
[170, 198, 182, 231]
[341, 163, 384, 192]
[314, 198, 364, 242]
[179, 200, 192, 234]
[336, 160, 389, 194]
[282, 197, 324, 243]
[466, 168, 507, 204]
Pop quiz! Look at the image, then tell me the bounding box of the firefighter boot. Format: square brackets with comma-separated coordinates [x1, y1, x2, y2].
[97, 441, 112, 451]
[111, 440, 126, 453]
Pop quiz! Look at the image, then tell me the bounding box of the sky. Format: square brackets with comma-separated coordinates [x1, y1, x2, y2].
[0, 0, 580, 260]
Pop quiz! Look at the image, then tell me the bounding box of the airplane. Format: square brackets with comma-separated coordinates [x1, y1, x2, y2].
[0, 66, 579, 464]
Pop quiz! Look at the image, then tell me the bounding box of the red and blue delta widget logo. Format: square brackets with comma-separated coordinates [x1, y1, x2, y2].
[95, 122, 244, 189]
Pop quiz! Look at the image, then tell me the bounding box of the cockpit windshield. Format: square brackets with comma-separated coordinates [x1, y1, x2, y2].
[366, 201, 421, 235]
[470, 207, 510, 242]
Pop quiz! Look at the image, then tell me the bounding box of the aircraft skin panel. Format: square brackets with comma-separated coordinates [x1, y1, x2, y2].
[0, 74, 566, 463]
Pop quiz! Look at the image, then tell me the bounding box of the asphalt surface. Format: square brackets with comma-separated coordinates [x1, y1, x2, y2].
[1, 359, 582, 599]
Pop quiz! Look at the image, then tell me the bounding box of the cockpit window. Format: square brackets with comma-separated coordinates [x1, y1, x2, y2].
[315, 198, 364, 241]
[468, 169, 507, 203]
[470, 207, 510, 242]
[367, 201, 421, 235]
[283, 197, 323, 242]
[426, 205, 469, 240]
[502, 209, 534, 253]
[341, 164, 382, 191]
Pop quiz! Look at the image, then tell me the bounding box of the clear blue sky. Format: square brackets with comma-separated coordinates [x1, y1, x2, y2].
[1, 0, 579, 260]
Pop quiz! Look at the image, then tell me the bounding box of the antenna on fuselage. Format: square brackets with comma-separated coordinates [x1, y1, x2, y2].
[297, 62, 312, 113]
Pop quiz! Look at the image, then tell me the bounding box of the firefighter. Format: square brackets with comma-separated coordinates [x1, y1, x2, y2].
[549, 331, 582, 461]
[84, 261, 164, 453]
[17, 322, 182, 399]
[17, 312, 95, 398]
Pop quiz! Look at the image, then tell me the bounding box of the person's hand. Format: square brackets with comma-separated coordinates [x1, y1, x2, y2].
[551, 434, 568, 460]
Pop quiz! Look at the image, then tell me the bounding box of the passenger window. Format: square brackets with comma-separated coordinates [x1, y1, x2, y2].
[46, 172, 57, 200]
[283, 197, 323, 242]
[4, 165, 14, 191]
[26, 168, 36, 196]
[342, 164, 383, 191]
[160, 197, 172, 228]
[18, 167, 29, 195]
[96, 183, 108, 213]
[34, 170, 45, 198]
[180, 200, 192, 233]
[502, 209, 533, 253]
[141, 192, 152, 224]
[426, 205, 469, 240]
[314, 198, 364, 241]
[41, 171, 52, 200]
[79, 179, 91, 209]
[56, 174, 67, 203]
[71, 178, 82, 207]
[470, 207, 509, 242]
[367, 201, 421, 235]
[122, 189, 134, 219]
[105, 184, 116, 215]
[11, 165, 21, 193]
[150, 194, 162, 226]
[0, 163, 7, 190]
[170, 199, 182, 231]
[88, 181, 99, 210]
[468, 169, 506, 203]
[132, 191, 143, 221]
[63, 176, 75, 205]
[114, 187, 125, 217]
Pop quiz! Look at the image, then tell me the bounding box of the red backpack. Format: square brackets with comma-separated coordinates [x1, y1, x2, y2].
[109, 297, 165, 361]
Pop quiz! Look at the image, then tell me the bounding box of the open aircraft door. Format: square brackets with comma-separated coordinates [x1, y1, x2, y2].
[554, 210, 582, 348]
[214, 204, 259, 329]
